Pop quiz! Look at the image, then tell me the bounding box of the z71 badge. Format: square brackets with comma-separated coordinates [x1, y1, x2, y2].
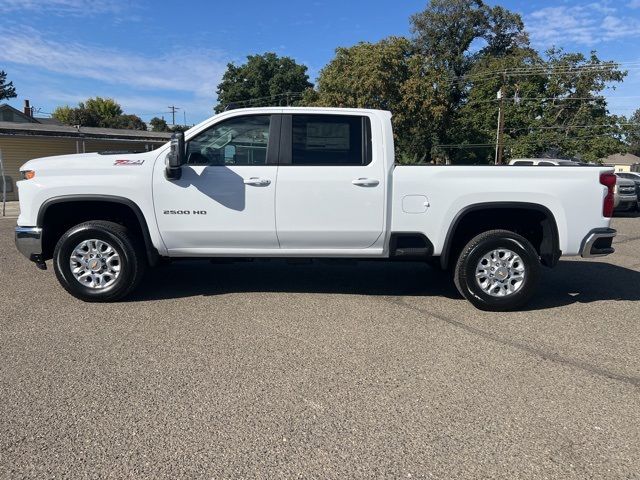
[114, 159, 145, 166]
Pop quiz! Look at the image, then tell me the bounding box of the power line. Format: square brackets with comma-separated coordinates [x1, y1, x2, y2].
[222, 91, 306, 109]
[435, 62, 640, 87]
[510, 122, 640, 132]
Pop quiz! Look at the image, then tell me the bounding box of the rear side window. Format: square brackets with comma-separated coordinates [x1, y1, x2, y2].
[291, 115, 371, 166]
[512, 161, 534, 166]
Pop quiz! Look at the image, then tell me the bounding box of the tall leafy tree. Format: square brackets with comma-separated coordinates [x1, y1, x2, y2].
[409, 0, 531, 161]
[310, 37, 450, 162]
[312, 37, 440, 161]
[411, 0, 487, 77]
[215, 53, 313, 113]
[507, 49, 626, 162]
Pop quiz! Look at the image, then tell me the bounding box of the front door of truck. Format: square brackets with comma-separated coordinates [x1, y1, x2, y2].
[275, 113, 385, 249]
[153, 114, 280, 254]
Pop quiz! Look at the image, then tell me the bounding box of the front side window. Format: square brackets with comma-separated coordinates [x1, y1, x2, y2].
[186, 115, 271, 166]
[291, 115, 370, 166]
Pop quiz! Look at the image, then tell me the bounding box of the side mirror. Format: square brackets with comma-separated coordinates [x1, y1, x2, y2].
[165, 132, 185, 180]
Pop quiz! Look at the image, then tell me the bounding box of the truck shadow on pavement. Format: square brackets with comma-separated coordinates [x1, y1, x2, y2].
[526, 260, 640, 310]
[129, 259, 640, 310]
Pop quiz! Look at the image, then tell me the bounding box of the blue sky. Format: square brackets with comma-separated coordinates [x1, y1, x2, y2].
[1, 0, 640, 125]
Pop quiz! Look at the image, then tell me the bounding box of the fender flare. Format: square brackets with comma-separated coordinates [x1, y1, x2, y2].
[37, 194, 159, 266]
[440, 201, 561, 269]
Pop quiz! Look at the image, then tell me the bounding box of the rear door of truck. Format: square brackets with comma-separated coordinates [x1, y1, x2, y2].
[275, 113, 385, 249]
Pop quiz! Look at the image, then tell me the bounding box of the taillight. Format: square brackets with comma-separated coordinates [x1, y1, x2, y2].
[600, 173, 616, 217]
[20, 170, 35, 180]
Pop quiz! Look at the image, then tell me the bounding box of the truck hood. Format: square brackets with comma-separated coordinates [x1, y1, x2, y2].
[20, 151, 156, 175]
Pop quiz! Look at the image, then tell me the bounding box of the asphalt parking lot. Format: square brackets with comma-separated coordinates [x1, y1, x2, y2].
[1, 215, 639, 479]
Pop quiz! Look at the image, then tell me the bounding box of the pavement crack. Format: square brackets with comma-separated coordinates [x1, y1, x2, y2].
[384, 296, 640, 389]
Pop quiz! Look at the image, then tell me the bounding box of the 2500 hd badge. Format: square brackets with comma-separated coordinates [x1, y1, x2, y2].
[163, 210, 207, 215]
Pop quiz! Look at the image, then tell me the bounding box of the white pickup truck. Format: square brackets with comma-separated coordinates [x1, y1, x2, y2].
[15, 107, 617, 310]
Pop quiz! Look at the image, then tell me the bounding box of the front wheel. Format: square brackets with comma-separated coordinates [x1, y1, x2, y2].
[53, 221, 146, 302]
[454, 230, 541, 311]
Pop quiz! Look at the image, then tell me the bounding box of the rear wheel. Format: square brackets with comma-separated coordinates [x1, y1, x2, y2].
[454, 229, 541, 311]
[53, 221, 146, 302]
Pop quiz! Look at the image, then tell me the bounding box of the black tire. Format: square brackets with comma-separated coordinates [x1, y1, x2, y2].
[454, 229, 541, 311]
[53, 221, 146, 302]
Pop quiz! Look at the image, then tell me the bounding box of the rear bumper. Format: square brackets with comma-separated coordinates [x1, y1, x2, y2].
[15, 226, 43, 262]
[580, 228, 616, 258]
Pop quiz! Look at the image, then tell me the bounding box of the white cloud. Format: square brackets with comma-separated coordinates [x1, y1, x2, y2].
[35, 87, 213, 121]
[526, 3, 640, 47]
[629, 0, 640, 9]
[0, 0, 125, 15]
[0, 27, 227, 99]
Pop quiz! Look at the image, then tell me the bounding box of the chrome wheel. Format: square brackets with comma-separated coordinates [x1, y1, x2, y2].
[475, 248, 526, 297]
[69, 239, 121, 289]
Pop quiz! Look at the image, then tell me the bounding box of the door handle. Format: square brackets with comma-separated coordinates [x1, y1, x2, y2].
[243, 177, 271, 186]
[352, 178, 379, 187]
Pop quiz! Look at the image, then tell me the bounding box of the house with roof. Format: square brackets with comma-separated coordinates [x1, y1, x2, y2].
[601, 153, 640, 173]
[0, 101, 171, 202]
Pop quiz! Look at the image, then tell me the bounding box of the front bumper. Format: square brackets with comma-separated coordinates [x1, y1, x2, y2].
[580, 228, 616, 258]
[15, 226, 45, 267]
[614, 194, 637, 210]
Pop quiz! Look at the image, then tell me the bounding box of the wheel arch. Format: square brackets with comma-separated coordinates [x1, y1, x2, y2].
[37, 195, 159, 265]
[440, 202, 560, 269]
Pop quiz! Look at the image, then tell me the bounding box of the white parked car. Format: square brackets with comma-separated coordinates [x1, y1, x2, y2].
[15, 108, 617, 310]
[509, 158, 583, 166]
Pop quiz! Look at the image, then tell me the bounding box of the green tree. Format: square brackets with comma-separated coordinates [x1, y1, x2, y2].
[149, 116, 170, 132]
[215, 53, 313, 113]
[410, 0, 531, 162]
[52, 104, 99, 127]
[452, 48, 626, 163]
[311, 37, 440, 161]
[0, 70, 17, 101]
[103, 114, 146, 131]
[53, 97, 146, 130]
[507, 49, 627, 162]
[480, 5, 529, 57]
[83, 97, 123, 120]
[626, 108, 640, 156]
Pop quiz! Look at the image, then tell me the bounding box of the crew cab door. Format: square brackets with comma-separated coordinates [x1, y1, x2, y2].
[153, 114, 280, 253]
[275, 114, 384, 249]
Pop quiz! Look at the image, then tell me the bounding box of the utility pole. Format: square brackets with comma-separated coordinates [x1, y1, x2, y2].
[494, 86, 505, 165]
[167, 105, 180, 125]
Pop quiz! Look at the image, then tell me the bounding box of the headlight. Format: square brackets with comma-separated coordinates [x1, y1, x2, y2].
[20, 170, 35, 180]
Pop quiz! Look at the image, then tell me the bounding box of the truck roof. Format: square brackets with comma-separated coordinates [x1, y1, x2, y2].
[224, 106, 392, 116]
